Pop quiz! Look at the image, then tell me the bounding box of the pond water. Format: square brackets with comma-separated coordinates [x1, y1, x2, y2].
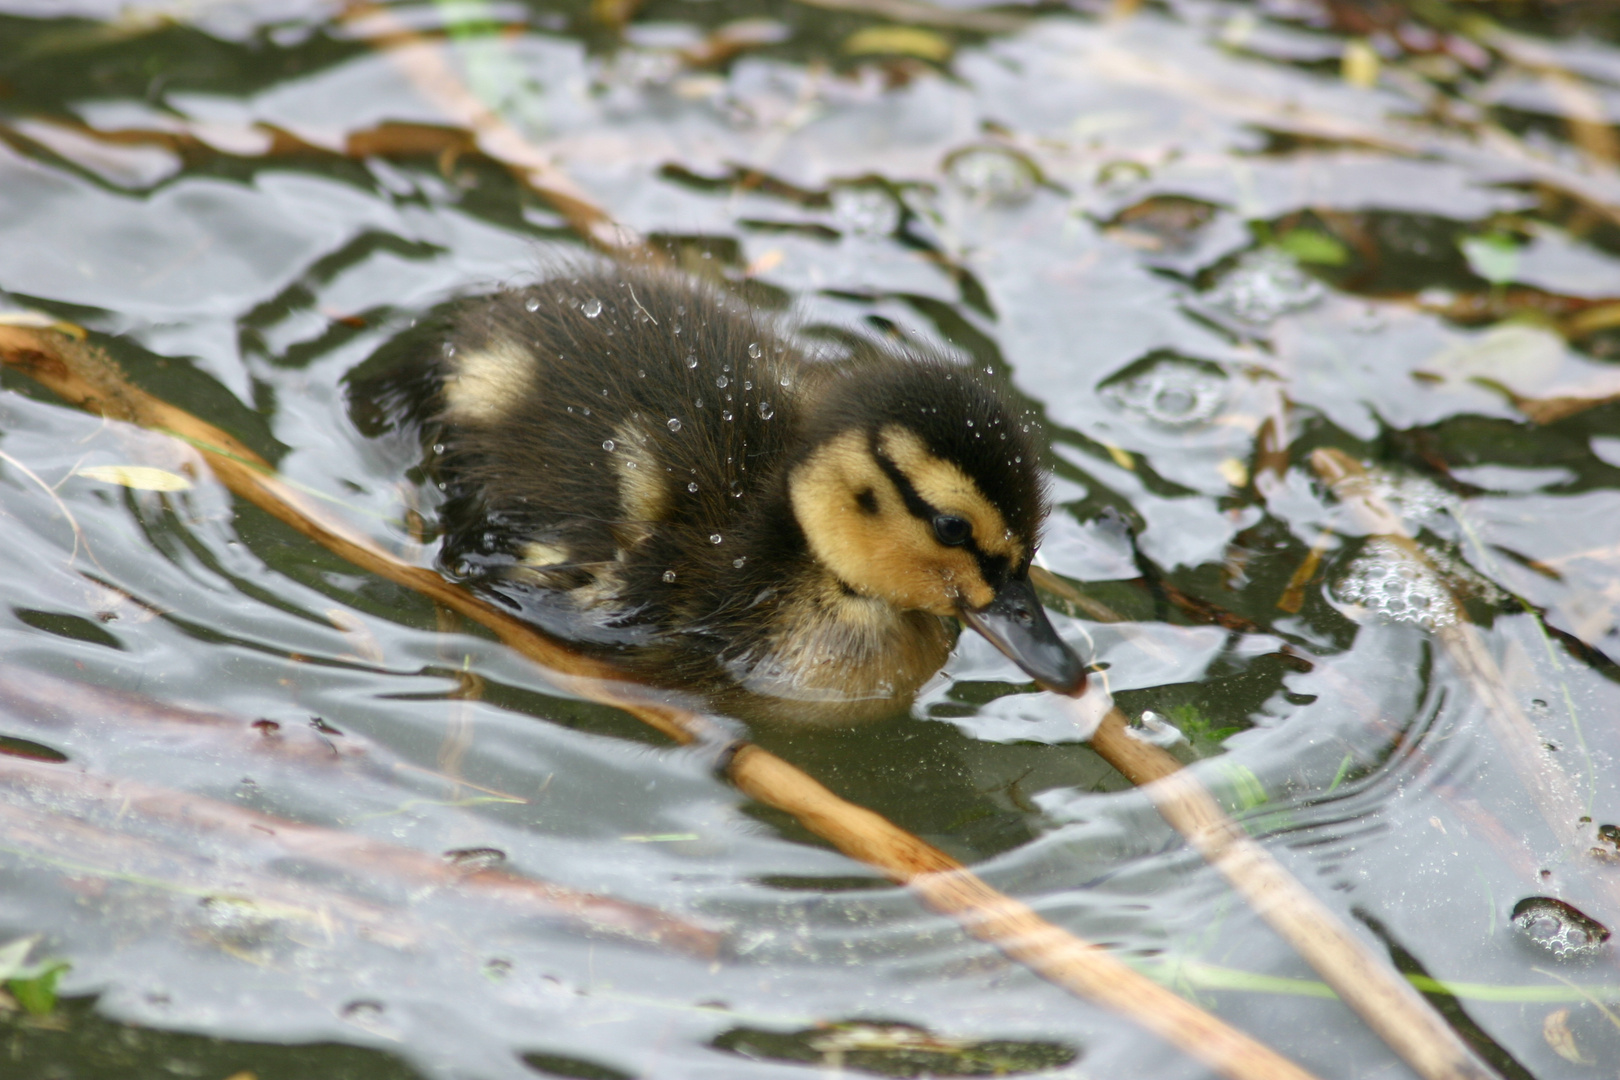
[3, 1, 1620, 1077]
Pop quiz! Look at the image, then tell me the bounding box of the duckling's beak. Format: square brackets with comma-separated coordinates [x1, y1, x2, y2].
[958, 577, 1086, 695]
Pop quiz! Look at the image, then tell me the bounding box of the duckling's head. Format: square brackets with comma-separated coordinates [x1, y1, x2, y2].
[789, 356, 1086, 695]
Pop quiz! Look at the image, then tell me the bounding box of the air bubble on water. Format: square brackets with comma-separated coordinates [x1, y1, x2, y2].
[945, 146, 1038, 203]
[758, 402, 774, 420]
[672, 323, 682, 336]
[710, 533, 723, 545]
[581, 407, 591, 416]
[779, 376, 791, 388]
[432, 443, 445, 455]
[685, 353, 698, 369]
[1511, 897, 1610, 960]
[695, 397, 704, 408]
[687, 482, 699, 493]
[733, 557, 746, 568]
[1333, 538, 1460, 630]
[602, 439, 615, 452]
[743, 380, 753, 391]
[442, 342, 456, 359]
[523, 296, 541, 313]
[444, 847, 506, 870]
[662, 570, 677, 583]
[722, 410, 733, 421]
[624, 460, 637, 469]
[716, 376, 729, 389]
[667, 417, 682, 433]
[582, 298, 604, 318]
[830, 185, 900, 236]
[1102, 356, 1227, 428]
[1205, 247, 1323, 324]
[748, 342, 762, 359]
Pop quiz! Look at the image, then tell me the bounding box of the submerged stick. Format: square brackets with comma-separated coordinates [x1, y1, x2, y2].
[0, 753, 721, 957]
[0, 325, 1320, 1080]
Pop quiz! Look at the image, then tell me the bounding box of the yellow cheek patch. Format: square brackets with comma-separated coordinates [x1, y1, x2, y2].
[790, 431, 995, 614]
[443, 337, 537, 423]
[876, 426, 1023, 562]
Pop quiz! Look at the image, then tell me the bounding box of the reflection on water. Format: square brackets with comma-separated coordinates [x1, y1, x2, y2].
[3, 1, 1620, 1078]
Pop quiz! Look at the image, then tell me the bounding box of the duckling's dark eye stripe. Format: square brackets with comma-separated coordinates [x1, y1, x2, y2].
[871, 443, 937, 522]
[872, 440, 1012, 583]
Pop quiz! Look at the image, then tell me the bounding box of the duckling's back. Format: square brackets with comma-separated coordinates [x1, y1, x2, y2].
[432, 267, 815, 653]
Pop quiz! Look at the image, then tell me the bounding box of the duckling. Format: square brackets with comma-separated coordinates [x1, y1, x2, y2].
[423, 264, 1084, 723]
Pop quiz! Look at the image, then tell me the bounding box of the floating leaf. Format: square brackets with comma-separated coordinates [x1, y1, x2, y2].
[1461, 233, 1521, 285]
[1275, 228, 1349, 266]
[714, 1022, 1078, 1076]
[76, 465, 193, 492]
[8, 961, 68, 1016]
[842, 26, 952, 63]
[0, 938, 69, 1017]
[0, 936, 38, 981]
[1542, 1009, 1589, 1065]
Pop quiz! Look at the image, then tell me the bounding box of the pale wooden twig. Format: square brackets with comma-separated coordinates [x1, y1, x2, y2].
[337, 1, 651, 257]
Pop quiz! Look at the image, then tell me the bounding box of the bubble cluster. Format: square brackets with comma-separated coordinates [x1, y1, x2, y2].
[1333, 538, 1458, 630]
[1511, 897, 1610, 960]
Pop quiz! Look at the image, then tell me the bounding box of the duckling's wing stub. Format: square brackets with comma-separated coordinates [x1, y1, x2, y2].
[959, 577, 1085, 694]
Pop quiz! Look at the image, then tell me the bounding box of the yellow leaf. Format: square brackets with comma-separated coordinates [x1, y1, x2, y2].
[842, 26, 951, 63]
[76, 465, 193, 492]
[1342, 39, 1379, 89]
[1103, 441, 1136, 470]
[0, 310, 87, 339]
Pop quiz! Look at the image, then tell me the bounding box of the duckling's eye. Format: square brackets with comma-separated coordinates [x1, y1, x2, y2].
[932, 514, 971, 547]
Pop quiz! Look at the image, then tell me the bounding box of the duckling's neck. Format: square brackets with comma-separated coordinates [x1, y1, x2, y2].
[713, 473, 955, 721]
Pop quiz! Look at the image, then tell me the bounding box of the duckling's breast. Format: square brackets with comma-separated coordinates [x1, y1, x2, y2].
[719, 575, 957, 723]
